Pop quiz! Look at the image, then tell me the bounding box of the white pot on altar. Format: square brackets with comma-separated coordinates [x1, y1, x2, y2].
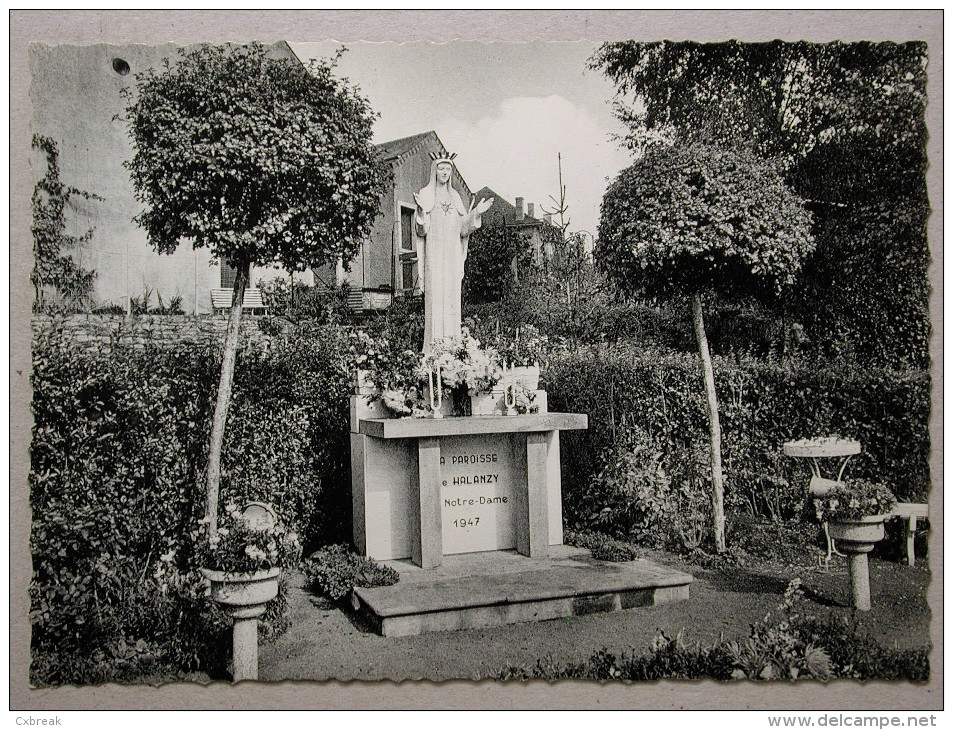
[470, 390, 504, 416]
[509, 364, 540, 391]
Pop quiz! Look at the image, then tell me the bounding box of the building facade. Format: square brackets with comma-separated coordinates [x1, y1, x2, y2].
[315, 130, 476, 312]
[29, 41, 309, 314]
[471, 188, 563, 266]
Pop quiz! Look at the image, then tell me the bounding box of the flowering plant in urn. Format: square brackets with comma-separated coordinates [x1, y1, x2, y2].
[194, 503, 301, 575]
[812, 479, 897, 523]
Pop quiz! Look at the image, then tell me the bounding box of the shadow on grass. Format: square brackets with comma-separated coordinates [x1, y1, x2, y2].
[297, 581, 381, 635]
[704, 569, 789, 595]
[703, 568, 845, 608]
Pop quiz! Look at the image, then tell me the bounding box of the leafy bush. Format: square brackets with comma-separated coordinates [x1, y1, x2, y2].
[574, 426, 709, 550]
[563, 530, 640, 562]
[228, 320, 358, 547]
[498, 581, 929, 682]
[791, 198, 930, 371]
[547, 344, 930, 538]
[303, 544, 399, 601]
[462, 220, 535, 306]
[259, 279, 354, 324]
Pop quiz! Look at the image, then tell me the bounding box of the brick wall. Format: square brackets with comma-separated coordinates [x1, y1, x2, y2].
[31, 314, 274, 351]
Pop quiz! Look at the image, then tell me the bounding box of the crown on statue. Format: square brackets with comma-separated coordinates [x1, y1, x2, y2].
[430, 151, 457, 162]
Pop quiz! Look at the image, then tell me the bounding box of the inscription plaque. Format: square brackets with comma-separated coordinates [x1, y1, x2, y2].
[439, 434, 522, 554]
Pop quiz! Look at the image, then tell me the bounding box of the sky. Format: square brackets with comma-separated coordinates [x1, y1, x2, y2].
[291, 41, 634, 238]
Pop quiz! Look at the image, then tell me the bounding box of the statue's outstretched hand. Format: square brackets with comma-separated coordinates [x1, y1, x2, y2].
[475, 197, 494, 215]
[413, 192, 424, 213]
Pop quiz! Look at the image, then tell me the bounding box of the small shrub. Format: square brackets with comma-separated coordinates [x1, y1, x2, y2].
[91, 302, 127, 315]
[577, 426, 710, 551]
[303, 544, 399, 601]
[361, 294, 424, 354]
[563, 529, 640, 562]
[259, 279, 354, 324]
[130, 287, 184, 315]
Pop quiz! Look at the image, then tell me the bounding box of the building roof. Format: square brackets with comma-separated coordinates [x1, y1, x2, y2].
[376, 131, 443, 163]
[474, 186, 552, 229]
[376, 130, 473, 199]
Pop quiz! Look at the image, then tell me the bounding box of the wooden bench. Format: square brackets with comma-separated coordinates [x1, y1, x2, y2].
[891, 502, 929, 566]
[210, 288, 266, 311]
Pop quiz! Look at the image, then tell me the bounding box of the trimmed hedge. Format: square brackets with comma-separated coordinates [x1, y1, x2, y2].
[29, 321, 356, 684]
[29, 318, 931, 682]
[545, 345, 930, 537]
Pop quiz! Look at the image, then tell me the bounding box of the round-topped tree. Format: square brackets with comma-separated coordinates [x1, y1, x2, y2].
[598, 143, 815, 552]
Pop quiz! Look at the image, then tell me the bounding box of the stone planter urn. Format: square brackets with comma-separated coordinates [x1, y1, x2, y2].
[202, 567, 280, 681]
[828, 515, 887, 611]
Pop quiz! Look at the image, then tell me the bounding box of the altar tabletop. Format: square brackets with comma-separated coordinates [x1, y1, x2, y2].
[359, 412, 588, 439]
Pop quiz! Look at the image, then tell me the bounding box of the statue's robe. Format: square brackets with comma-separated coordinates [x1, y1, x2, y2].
[416, 185, 483, 352]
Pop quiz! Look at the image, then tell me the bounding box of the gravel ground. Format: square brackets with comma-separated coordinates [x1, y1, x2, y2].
[257, 549, 932, 682]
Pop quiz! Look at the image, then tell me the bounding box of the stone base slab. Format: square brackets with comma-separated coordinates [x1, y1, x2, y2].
[351, 546, 693, 637]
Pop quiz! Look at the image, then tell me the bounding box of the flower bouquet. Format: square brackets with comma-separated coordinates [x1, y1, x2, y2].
[351, 333, 429, 417]
[426, 328, 503, 415]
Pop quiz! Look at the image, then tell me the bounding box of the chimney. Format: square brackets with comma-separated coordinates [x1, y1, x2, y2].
[543, 213, 552, 225]
[527, 202, 535, 219]
[515, 197, 524, 221]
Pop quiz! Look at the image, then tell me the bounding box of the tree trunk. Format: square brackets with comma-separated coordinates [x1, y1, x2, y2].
[205, 262, 248, 541]
[692, 293, 727, 553]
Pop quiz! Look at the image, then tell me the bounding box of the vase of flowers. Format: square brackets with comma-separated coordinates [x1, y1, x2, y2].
[428, 328, 503, 416]
[197, 503, 301, 680]
[506, 381, 540, 415]
[351, 333, 431, 418]
[813, 479, 896, 611]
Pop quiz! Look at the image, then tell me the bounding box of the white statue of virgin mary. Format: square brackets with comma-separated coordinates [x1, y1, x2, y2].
[414, 153, 493, 352]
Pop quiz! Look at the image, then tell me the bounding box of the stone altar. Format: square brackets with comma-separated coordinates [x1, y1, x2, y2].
[350, 392, 585, 568]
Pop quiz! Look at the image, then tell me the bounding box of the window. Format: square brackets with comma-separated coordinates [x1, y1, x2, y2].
[401, 260, 417, 292]
[400, 206, 415, 252]
[399, 206, 418, 292]
[220, 260, 251, 289]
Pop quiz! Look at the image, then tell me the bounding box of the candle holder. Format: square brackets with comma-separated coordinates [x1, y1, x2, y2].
[428, 359, 443, 419]
[503, 362, 516, 416]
